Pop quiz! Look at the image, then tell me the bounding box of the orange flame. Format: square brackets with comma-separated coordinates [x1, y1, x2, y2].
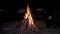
[24, 4, 35, 28]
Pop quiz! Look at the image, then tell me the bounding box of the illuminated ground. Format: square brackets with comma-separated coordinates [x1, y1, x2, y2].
[0, 20, 60, 34]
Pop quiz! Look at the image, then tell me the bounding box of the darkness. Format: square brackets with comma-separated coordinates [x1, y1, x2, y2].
[0, 0, 60, 28]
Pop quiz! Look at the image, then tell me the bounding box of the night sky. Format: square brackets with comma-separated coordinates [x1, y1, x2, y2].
[0, 0, 60, 27]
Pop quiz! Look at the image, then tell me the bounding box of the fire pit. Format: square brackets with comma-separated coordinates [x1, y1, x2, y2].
[18, 4, 40, 34]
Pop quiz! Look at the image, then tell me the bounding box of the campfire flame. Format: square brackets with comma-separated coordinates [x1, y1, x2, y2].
[21, 4, 40, 34]
[24, 4, 35, 28]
